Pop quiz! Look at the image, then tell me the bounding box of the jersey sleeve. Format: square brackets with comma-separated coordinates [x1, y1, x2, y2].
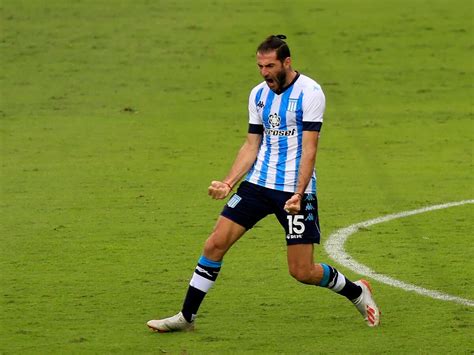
[248, 86, 264, 134]
[302, 86, 325, 131]
[248, 86, 262, 125]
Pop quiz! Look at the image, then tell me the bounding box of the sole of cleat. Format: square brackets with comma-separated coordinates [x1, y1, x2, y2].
[147, 325, 168, 333]
[147, 324, 194, 333]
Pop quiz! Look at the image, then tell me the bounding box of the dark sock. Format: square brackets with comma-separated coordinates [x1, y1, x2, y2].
[318, 263, 362, 301]
[181, 286, 206, 322]
[338, 279, 363, 301]
[181, 256, 222, 322]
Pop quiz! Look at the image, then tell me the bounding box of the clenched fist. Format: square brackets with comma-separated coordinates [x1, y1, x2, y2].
[284, 193, 302, 214]
[208, 180, 232, 200]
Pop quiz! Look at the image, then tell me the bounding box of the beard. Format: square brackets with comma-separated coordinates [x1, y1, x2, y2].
[265, 68, 288, 93]
[275, 69, 287, 90]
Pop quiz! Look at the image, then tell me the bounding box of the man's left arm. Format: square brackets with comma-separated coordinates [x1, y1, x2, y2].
[284, 130, 319, 214]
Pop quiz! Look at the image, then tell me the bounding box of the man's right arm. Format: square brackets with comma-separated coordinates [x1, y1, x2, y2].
[208, 132, 262, 199]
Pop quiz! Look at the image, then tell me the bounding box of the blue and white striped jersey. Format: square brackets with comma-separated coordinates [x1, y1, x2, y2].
[245, 73, 325, 193]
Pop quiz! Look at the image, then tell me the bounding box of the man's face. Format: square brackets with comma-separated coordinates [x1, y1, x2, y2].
[257, 50, 290, 92]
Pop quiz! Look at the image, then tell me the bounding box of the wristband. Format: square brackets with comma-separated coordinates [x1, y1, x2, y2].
[294, 192, 303, 199]
[223, 182, 233, 190]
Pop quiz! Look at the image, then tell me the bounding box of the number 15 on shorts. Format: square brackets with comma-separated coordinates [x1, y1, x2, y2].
[287, 215, 305, 234]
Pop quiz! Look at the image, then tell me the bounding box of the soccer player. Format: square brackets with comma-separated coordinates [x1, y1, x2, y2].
[147, 35, 380, 331]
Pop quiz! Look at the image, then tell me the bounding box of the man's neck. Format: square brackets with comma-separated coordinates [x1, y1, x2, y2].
[284, 70, 297, 87]
[275, 70, 298, 94]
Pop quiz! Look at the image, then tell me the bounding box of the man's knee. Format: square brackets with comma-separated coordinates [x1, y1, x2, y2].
[289, 266, 313, 284]
[204, 233, 224, 254]
[203, 231, 232, 260]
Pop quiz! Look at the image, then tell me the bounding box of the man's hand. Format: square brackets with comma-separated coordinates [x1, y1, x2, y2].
[208, 181, 232, 200]
[284, 193, 302, 214]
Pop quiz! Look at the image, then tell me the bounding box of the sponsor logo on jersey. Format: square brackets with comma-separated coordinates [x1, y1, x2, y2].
[268, 113, 281, 128]
[264, 128, 297, 136]
[256, 101, 265, 110]
[264, 113, 297, 136]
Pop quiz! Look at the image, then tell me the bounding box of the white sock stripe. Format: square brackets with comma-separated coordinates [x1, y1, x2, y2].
[330, 272, 346, 292]
[190, 272, 215, 293]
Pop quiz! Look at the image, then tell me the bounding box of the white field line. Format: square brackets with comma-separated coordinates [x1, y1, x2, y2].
[324, 200, 474, 307]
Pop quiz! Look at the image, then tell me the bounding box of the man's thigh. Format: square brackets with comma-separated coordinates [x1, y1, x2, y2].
[203, 216, 247, 260]
[287, 243, 314, 269]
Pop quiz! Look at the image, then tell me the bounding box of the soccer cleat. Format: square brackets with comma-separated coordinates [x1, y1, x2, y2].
[146, 312, 194, 333]
[353, 279, 380, 327]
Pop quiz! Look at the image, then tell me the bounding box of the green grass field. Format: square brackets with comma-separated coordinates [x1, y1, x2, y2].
[1, 0, 473, 353]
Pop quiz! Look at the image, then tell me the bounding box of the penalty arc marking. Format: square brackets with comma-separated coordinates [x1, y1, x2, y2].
[324, 200, 474, 307]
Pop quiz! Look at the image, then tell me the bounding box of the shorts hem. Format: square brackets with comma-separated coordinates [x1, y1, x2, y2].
[220, 211, 251, 230]
[286, 239, 320, 246]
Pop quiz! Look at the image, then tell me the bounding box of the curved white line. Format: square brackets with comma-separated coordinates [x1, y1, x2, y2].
[324, 200, 474, 307]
